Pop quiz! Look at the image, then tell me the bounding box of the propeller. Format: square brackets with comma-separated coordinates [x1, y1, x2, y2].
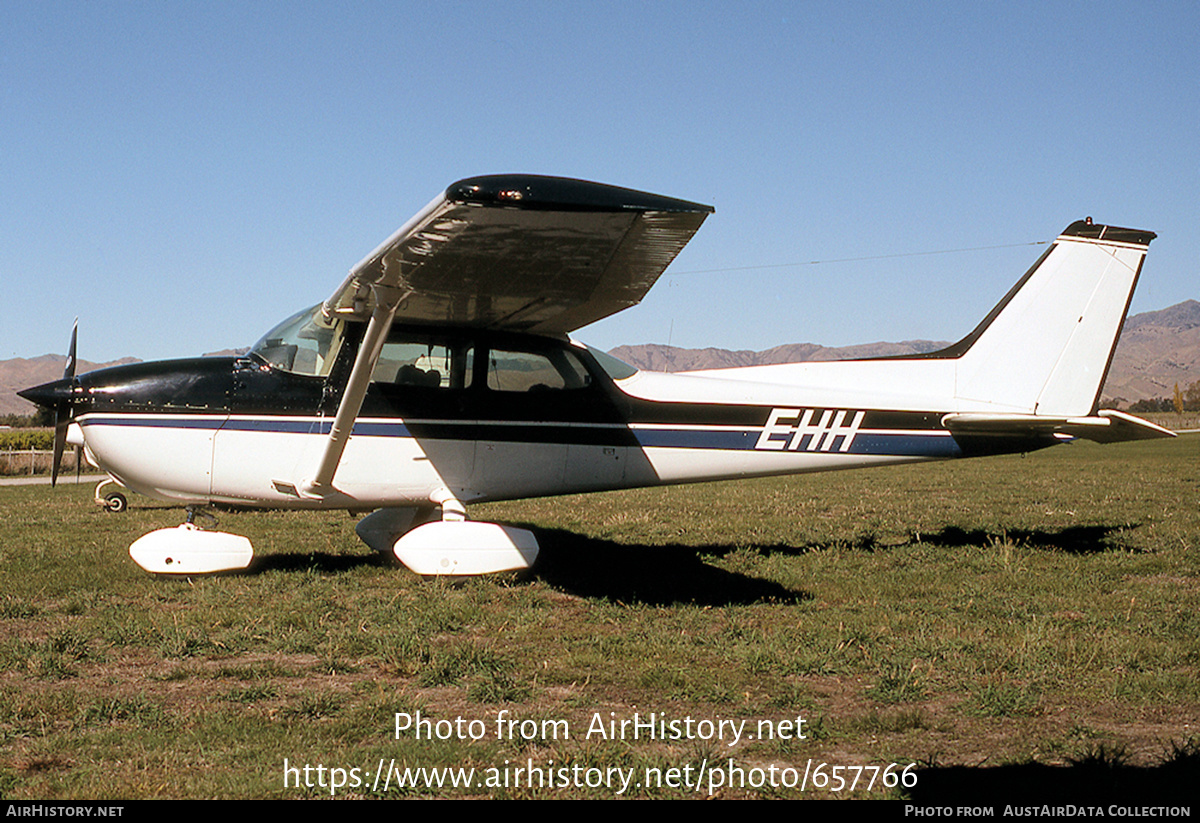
[50, 319, 78, 487]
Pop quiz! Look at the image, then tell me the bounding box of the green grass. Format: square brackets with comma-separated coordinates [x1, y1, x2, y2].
[0, 435, 1197, 798]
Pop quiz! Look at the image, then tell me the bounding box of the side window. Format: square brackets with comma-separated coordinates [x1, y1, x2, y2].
[486, 347, 592, 392]
[372, 338, 474, 390]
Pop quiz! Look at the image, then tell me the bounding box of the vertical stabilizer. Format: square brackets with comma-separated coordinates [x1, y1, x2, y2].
[953, 220, 1154, 416]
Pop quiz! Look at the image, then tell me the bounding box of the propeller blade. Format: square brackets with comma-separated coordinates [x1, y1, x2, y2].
[51, 413, 67, 487]
[63, 319, 77, 380]
[51, 319, 78, 487]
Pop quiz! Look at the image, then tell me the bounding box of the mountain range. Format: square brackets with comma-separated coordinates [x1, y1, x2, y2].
[3, 300, 1197, 416]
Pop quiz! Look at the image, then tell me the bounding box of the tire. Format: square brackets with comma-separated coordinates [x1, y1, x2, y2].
[104, 492, 128, 513]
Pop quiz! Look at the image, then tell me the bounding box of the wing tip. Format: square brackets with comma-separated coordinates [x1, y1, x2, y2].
[447, 174, 714, 215]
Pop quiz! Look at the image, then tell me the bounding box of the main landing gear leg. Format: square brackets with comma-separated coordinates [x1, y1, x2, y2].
[128, 506, 254, 574]
[389, 491, 540, 577]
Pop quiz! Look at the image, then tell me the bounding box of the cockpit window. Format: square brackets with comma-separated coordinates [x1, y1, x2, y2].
[249, 304, 347, 377]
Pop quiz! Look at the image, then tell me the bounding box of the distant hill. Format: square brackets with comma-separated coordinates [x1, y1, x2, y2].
[2, 301, 1196, 415]
[0, 349, 249, 416]
[1099, 300, 1200, 406]
[612, 299, 1200, 408]
[609, 339, 950, 373]
[0, 355, 141, 416]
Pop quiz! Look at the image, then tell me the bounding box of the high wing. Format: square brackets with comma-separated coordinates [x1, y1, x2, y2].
[301, 175, 712, 499]
[322, 174, 714, 334]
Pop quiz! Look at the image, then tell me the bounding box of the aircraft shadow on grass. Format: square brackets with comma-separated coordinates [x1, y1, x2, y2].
[247, 551, 392, 574]
[181, 515, 1142, 600]
[147, 505, 1142, 593]
[232, 525, 808, 607]
[908, 523, 1144, 555]
[906, 751, 1198, 804]
[724, 522, 1144, 557]
[525, 527, 809, 606]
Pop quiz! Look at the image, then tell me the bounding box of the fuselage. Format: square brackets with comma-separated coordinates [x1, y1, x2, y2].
[26, 317, 1055, 510]
[18, 214, 1163, 517]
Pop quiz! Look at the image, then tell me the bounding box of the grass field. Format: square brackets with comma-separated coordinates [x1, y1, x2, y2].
[1, 435, 1197, 800]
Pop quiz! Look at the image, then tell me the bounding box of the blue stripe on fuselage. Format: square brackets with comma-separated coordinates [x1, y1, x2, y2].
[79, 415, 412, 437]
[79, 414, 961, 458]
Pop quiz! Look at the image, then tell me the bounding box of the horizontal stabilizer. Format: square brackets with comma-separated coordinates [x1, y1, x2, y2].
[942, 409, 1175, 444]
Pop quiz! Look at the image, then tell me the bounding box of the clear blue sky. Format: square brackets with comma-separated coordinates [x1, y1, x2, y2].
[4, 1, 1197, 362]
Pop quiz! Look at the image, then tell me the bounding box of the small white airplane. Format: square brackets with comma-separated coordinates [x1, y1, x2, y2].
[20, 175, 1174, 576]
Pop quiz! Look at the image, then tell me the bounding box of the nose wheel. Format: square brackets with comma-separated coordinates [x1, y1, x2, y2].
[94, 478, 129, 513]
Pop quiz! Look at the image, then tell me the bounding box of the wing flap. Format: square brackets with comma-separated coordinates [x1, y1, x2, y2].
[324, 175, 713, 333]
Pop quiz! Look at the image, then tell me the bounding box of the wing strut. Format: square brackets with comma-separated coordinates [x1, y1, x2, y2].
[292, 175, 713, 499]
[300, 284, 409, 498]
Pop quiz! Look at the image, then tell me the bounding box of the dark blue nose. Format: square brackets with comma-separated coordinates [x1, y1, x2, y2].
[17, 378, 77, 410]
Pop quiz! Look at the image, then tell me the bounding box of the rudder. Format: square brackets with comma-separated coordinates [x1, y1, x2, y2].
[953, 220, 1154, 416]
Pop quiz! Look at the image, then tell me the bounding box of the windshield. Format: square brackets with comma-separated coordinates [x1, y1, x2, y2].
[249, 304, 348, 377]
